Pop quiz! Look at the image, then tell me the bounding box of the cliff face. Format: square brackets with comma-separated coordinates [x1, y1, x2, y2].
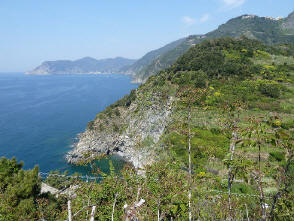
[282, 11, 294, 32]
[66, 81, 175, 169]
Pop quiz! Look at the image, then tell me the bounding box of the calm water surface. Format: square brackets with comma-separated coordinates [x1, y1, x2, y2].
[0, 73, 138, 175]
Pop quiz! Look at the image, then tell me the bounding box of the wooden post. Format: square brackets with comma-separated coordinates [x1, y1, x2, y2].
[188, 103, 192, 221]
[245, 204, 249, 221]
[68, 200, 72, 221]
[228, 130, 237, 218]
[112, 194, 118, 221]
[258, 143, 266, 221]
[157, 199, 160, 221]
[136, 187, 141, 203]
[90, 206, 96, 221]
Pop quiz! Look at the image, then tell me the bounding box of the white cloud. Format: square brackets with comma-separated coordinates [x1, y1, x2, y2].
[182, 16, 196, 26]
[222, 0, 245, 8]
[182, 14, 210, 26]
[200, 13, 210, 23]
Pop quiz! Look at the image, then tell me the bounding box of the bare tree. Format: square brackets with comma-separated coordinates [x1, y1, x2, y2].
[68, 200, 72, 221]
[228, 130, 237, 215]
[112, 193, 118, 221]
[157, 199, 160, 221]
[255, 123, 266, 221]
[90, 205, 96, 221]
[245, 204, 250, 221]
[123, 185, 145, 221]
[188, 103, 192, 221]
[269, 129, 294, 220]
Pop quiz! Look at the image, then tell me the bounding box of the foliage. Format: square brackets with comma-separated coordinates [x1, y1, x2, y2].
[257, 79, 281, 98]
[131, 12, 294, 82]
[1, 37, 294, 220]
[87, 120, 95, 130]
[0, 158, 40, 220]
[269, 151, 285, 162]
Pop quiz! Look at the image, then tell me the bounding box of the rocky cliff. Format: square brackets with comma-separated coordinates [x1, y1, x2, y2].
[66, 80, 175, 170]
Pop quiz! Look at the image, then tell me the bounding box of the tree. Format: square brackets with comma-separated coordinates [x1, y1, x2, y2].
[0, 157, 41, 220]
[268, 119, 294, 220]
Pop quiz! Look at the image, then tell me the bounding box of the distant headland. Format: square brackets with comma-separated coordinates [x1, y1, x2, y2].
[27, 56, 137, 75]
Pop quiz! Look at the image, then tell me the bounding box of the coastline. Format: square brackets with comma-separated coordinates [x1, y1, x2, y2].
[66, 89, 174, 171]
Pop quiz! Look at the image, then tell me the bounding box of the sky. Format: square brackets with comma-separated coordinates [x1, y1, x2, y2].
[0, 0, 293, 72]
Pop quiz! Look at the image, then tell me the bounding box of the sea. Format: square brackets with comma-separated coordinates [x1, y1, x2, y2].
[0, 72, 138, 175]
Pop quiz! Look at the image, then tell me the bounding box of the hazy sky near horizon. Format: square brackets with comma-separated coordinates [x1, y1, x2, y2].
[0, 0, 293, 72]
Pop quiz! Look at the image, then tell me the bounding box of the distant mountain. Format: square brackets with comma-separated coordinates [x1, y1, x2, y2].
[128, 11, 294, 83]
[28, 57, 137, 75]
[282, 11, 294, 32]
[122, 37, 187, 78]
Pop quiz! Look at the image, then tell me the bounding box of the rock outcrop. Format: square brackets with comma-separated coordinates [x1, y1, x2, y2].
[66, 84, 174, 170]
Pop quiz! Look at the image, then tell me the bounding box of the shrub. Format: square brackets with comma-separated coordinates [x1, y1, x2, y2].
[281, 120, 294, 129]
[114, 108, 120, 117]
[210, 128, 222, 135]
[113, 124, 119, 132]
[0, 158, 41, 220]
[125, 89, 137, 107]
[231, 183, 255, 194]
[87, 120, 95, 130]
[257, 80, 281, 98]
[269, 151, 285, 162]
[192, 70, 208, 88]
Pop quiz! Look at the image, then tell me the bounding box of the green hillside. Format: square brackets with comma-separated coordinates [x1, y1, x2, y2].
[123, 37, 187, 80]
[65, 37, 294, 220]
[3, 37, 293, 220]
[131, 11, 294, 83]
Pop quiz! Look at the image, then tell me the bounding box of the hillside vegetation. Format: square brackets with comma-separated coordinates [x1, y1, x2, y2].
[1, 37, 294, 220]
[128, 11, 294, 83]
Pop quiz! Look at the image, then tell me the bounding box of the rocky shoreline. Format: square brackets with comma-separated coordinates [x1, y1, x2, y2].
[66, 88, 174, 170]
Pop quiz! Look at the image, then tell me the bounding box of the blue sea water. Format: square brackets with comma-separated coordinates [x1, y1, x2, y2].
[0, 73, 138, 174]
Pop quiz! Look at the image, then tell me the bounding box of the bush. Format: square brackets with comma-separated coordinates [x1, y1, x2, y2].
[210, 128, 222, 135]
[171, 70, 208, 88]
[113, 124, 119, 132]
[114, 108, 120, 117]
[269, 151, 285, 162]
[192, 70, 208, 88]
[231, 183, 254, 194]
[125, 89, 137, 107]
[0, 158, 41, 220]
[281, 120, 294, 129]
[87, 120, 95, 130]
[257, 80, 281, 98]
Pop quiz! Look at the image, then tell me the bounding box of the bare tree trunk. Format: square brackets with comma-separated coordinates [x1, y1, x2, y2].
[68, 200, 72, 221]
[245, 204, 249, 221]
[87, 195, 90, 219]
[136, 186, 141, 203]
[112, 193, 118, 221]
[269, 154, 293, 220]
[269, 191, 280, 220]
[228, 131, 237, 216]
[157, 207, 160, 221]
[157, 199, 160, 221]
[90, 205, 96, 221]
[188, 103, 192, 221]
[258, 144, 266, 221]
